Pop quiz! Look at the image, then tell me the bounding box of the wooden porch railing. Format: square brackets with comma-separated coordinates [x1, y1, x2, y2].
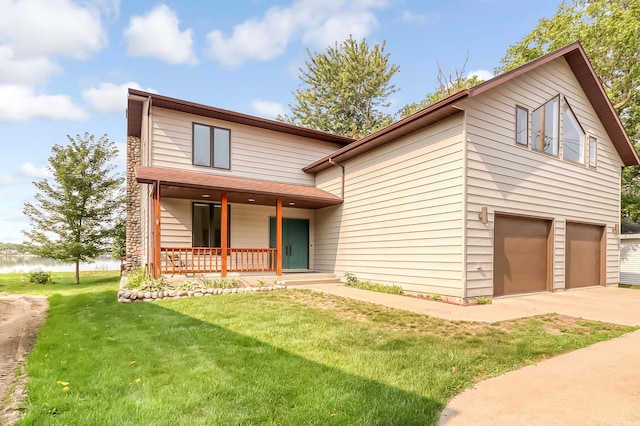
[160, 247, 276, 276]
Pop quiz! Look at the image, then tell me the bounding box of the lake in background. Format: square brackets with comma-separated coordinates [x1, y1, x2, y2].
[0, 255, 122, 274]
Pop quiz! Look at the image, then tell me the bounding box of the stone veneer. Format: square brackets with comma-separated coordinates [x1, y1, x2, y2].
[126, 136, 142, 272]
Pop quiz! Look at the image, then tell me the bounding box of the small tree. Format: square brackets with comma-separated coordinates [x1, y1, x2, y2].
[279, 37, 399, 138]
[23, 133, 125, 284]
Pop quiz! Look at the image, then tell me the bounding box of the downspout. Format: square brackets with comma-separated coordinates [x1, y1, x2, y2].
[328, 157, 345, 199]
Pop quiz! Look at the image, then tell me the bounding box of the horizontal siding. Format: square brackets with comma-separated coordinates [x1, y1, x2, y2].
[620, 237, 640, 284]
[463, 57, 623, 296]
[315, 115, 465, 296]
[149, 108, 343, 186]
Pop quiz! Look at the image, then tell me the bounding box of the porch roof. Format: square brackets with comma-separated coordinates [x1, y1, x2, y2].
[135, 166, 343, 209]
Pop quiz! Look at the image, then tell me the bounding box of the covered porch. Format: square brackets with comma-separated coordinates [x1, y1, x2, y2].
[135, 166, 342, 278]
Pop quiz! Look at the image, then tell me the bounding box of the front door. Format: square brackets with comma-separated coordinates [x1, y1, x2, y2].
[269, 218, 309, 269]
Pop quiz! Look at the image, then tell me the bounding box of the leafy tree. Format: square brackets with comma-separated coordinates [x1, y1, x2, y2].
[496, 0, 640, 220]
[23, 133, 125, 284]
[279, 37, 399, 138]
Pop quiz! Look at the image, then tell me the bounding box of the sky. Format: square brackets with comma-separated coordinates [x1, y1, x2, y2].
[0, 0, 565, 244]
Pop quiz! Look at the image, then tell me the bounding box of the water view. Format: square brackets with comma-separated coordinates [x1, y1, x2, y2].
[0, 255, 122, 274]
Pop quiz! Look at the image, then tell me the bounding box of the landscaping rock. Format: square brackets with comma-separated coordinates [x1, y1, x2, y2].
[151, 291, 158, 299]
[169, 290, 176, 297]
[206, 288, 214, 294]
[177, 290, 187, 297]
[137, 291, 145, 299]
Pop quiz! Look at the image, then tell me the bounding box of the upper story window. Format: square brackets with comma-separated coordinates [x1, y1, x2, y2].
[588, 136, 597, 167]
[561, 100, 585, 163]
[531, 96, 559, 156]
[193, 123, 230, 169]
[516, 106, 528, 146]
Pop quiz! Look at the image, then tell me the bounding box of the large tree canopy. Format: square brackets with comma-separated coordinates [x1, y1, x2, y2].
[279, 37, 399, 138]
[497, 0, 640, 224]
[23, 133, 125, 284]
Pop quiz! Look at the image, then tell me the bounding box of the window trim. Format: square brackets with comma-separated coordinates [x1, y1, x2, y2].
[192, 122, 231, 170]
[515, 105, 529, 146]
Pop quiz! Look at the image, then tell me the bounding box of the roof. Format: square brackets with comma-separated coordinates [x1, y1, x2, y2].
[135, 165, 343, 209]
[127, 89, 354, 147]
[304, 41, 640, 173]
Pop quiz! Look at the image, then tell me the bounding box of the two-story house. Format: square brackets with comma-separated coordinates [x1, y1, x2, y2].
[126, 42, 639, 303]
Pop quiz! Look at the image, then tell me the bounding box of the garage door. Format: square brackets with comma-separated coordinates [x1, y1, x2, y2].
[565, 222, 604, 289]
[494, 215, 552, 296]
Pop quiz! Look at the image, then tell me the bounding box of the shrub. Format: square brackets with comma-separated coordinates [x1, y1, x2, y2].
[125, 268, 172, 292]
[428, 293, 442, 301]
[27, 270, 52, 284]
[343, 273, 402, 295]
[475, 296, 492, 305]
[124, 268, 150, 290]
[344, 272, 358, 286]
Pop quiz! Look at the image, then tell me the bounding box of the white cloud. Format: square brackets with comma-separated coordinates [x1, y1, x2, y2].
[82, 82, 156, 114]
[206, 0, 390, 68]
[124, 4, 197, 65]
[400, 10, 437, 25]
[0, 85, 88, 122]
[467, 69, 494, 82]
[250, 100, 287, 119]
[302, 11, 379, 48]
[0, 46, 61, 85]
[0, 174, 19, 185]
[20, 162, 53, 179]
[0, 0, 107, 60]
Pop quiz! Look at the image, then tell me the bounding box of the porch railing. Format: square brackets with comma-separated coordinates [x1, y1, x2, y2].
[160, 247, 276, 276]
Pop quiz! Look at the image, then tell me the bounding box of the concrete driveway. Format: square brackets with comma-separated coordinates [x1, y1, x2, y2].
[295, 284, 640, 425]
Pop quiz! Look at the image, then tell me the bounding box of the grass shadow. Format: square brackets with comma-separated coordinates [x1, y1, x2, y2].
[21, 290, 443, 425]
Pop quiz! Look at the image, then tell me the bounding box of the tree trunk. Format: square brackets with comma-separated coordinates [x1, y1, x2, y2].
[75, 261, 80, 285]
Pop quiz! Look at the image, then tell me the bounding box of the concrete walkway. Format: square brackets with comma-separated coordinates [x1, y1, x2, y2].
[294, 283, 640, 425]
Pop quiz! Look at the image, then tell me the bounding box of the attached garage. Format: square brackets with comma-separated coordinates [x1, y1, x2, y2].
[565, 222, 604, 289]
[493, 214, 552, 297]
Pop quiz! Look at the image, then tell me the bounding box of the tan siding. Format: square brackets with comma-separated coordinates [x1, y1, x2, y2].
[149, 108, 342, 186]
[620, 236, 640, 284]
[315, 115, 465, 296]
[463, 57, 623, 296]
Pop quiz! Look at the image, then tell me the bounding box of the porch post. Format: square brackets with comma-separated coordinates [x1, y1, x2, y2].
[153, 181, 161, 278]
[221, 193, 228, 277]
[276, 198, 283, 276]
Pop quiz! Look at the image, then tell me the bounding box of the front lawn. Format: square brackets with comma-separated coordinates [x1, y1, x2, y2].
[4, 272, 636, 425]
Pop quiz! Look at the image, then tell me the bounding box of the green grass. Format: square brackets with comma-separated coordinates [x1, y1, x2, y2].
[2, 271, 636, 425]
[619, 283, 640, 290]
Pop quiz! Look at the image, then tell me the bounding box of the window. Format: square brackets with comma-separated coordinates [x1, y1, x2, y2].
[192, 202, 230, 247]
[531, 96, 559, 155]
[193, 123, 230, 169]
[588, 136, 597, 167]
[561, 101, 585, 163]
[516, 106, 528, 146]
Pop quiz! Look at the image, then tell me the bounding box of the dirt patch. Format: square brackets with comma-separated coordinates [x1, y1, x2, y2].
[0, 296, 48, 425]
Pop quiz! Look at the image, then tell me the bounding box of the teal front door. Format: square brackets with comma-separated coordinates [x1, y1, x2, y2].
[269, 218, 309, 269]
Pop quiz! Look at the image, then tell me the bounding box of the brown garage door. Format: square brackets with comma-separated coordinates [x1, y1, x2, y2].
[494, 215, 552, 297]
[565, 222, 604, 289]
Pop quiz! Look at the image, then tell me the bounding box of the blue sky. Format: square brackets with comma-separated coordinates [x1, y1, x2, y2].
[0, 0, 564, 243]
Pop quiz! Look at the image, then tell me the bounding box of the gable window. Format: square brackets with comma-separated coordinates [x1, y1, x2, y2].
[561, 100, 585, 163]
[193, 123, 230, 169]
[192, 202, 230, 248]
[516, 106, 528, 146]
[531, 96, 559, 155]
[588, 136, 597, 167]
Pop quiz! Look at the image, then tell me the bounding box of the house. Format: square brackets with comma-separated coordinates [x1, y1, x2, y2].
[125, 41, 639, 303]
